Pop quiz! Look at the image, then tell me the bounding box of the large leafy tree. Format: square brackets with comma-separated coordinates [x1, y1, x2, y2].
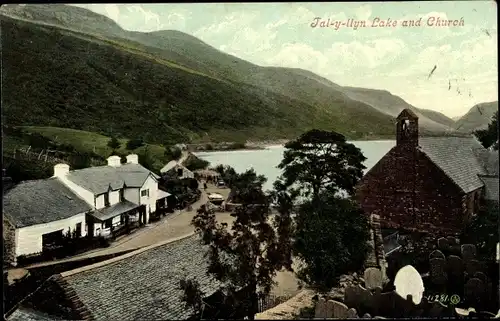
[474, 111, 498, 150]
[277, 129, 367, 200]
[107, 136, 121, 151]
[180, 168, 294, 319]
[275, 129, 370, 291]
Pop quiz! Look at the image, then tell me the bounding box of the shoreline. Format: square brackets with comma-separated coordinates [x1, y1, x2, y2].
[190, 136, 397, 153]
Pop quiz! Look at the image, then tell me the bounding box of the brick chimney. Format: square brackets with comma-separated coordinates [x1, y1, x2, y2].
[126, 154, 139, 164]
[107, 155, 121, 167]
[396, 109, 419, 147]
[53, 163, 70, 177]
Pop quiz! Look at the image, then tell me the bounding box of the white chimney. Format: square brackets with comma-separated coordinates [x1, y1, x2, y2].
[126, 154, 139, 164]
[53, 163, 70, 177]
[107, 155, 121, 167]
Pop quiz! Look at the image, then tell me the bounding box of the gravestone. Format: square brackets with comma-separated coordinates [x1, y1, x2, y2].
[347, 308, 359, 318]
[332, 300, 349, 318]
[429, 258, 447, 285]
[461, 244, 477, 261]
[437, 238, 449, 251]
[446, 236, 458, 245]
[446, 255, 465, 281]
[473, 271, 487, 284]
[315, 297, 326, 318]
[362, 313, 372, 318]
[364, 267, 383, 290]
[325, 299, 335, 318]
[345, 285, 372, 311]
[465, 259, 480, 276]
[464, 278, 486, 305]
[429, 249, 445, 260]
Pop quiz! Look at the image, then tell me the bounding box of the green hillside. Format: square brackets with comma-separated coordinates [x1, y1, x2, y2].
[455, 101, 499, 133]
[1, 14, 400, 145]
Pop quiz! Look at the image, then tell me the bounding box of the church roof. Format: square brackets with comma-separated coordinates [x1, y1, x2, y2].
[418, 137, 497, 193]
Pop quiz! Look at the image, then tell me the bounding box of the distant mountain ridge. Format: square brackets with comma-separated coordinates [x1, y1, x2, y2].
[1, 4, 460, 143]
[455, 101, 498, 132]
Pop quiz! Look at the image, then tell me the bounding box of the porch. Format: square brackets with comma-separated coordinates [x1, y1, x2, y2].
[151, 190, 174, 222]
[87, 201, 148, 238]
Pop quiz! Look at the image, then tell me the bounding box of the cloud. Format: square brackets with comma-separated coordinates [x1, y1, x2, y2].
[355, 4, 372, 21]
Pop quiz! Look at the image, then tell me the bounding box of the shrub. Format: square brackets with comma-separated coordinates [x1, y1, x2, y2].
[126, 138, 145, 150]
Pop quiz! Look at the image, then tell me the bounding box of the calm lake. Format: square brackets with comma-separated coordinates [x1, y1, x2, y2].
[195, 140, 396, 191]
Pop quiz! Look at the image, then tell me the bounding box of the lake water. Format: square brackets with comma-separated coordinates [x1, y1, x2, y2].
[195, 140, 396, 191]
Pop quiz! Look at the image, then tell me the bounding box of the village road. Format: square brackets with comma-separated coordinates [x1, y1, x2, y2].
[9, 182, 300, 296]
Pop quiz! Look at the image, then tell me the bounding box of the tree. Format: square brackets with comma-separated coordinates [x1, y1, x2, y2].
[180, 169, 294, 319]
[276, 129, 367, 200]
[275, 129, 370, 291]
[474, 111, 498, 150]
[461, 202, 499, 261]
[107, 136, 121, 151]
[294, 191, 370, 291]
[126, 138, 144, 150]
[164, 146, 182, 161]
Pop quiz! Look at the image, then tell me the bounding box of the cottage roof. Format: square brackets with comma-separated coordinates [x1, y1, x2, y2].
[66, 163, 160, 195]
[90, 200, 140, 221]
[6, 307, 63, 321]
[157, 189, 171, 200]
[160, 160, 178, 173]
[418, 137, 492, 193]
[3, 178, 93, 228]
[51, 234, 222, 320]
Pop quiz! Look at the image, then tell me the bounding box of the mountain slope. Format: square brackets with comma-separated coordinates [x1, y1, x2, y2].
[1, 15, 400, 145]
[455, 101, 499, 132]
[1, 4, 457, 145]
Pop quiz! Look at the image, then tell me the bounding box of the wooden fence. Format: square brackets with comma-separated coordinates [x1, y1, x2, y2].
[257, 291, 297, 313]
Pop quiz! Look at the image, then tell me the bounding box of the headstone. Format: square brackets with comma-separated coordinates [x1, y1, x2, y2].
[394, 265, 425, 305]
[429, 249, 445, 260]
[465, 259, 480, 276]
[446, 236, 458, 245]
[347, 308, 359, 318]
[429, 258, 447, 285]
[461, 244, 477, 261]
[362, 313, 372, 318]
[473, 271, 487, 284]
[364, 267, 383, 290]
[325, 299, 335, 318]
[345, 285, 371, 310]
[332, 300, 349, 318]
[437, 237, 449, 251]
[464, 278, 486, 303]
[315, 297, 326, 318]
[446, 255, 464, 278]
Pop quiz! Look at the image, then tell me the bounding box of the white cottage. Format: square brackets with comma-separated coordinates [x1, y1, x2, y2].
[3, 154, 168, 264]
[3, 177, 93, 264]
[54, 154, 165, 237]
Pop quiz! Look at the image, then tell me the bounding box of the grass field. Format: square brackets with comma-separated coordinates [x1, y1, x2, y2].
[20, 126, 169, 169]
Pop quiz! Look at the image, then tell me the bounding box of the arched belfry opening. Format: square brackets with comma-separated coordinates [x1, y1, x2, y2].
[396, 109, 419, 147]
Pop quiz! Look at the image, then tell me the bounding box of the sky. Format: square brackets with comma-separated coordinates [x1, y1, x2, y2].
[74, 2, 498, 118]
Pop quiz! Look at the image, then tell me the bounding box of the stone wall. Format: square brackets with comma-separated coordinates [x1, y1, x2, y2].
[356, 146, 469, 235]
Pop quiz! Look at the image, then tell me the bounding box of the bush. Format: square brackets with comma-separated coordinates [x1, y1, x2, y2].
[126, 138, 145, 150]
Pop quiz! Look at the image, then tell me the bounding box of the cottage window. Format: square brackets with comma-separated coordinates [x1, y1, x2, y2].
[42, 230, 64, 248]
[141, 189, 149, 197]
[104, 193, 110, 207]
[105, 220, 112, 229]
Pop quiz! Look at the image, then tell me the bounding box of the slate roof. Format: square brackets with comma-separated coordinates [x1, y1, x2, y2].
[418, 137, 491, 193]
[6, 307, 65, 321]
[160, 160, 178, 173]
[90, 200, 140, 221]
[66, 163, 160, 195]
[3, 178, 93, 228]
[56, 234, 222, 320]
[157, 189, 171, 200]
[479, 176, 499, 201]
